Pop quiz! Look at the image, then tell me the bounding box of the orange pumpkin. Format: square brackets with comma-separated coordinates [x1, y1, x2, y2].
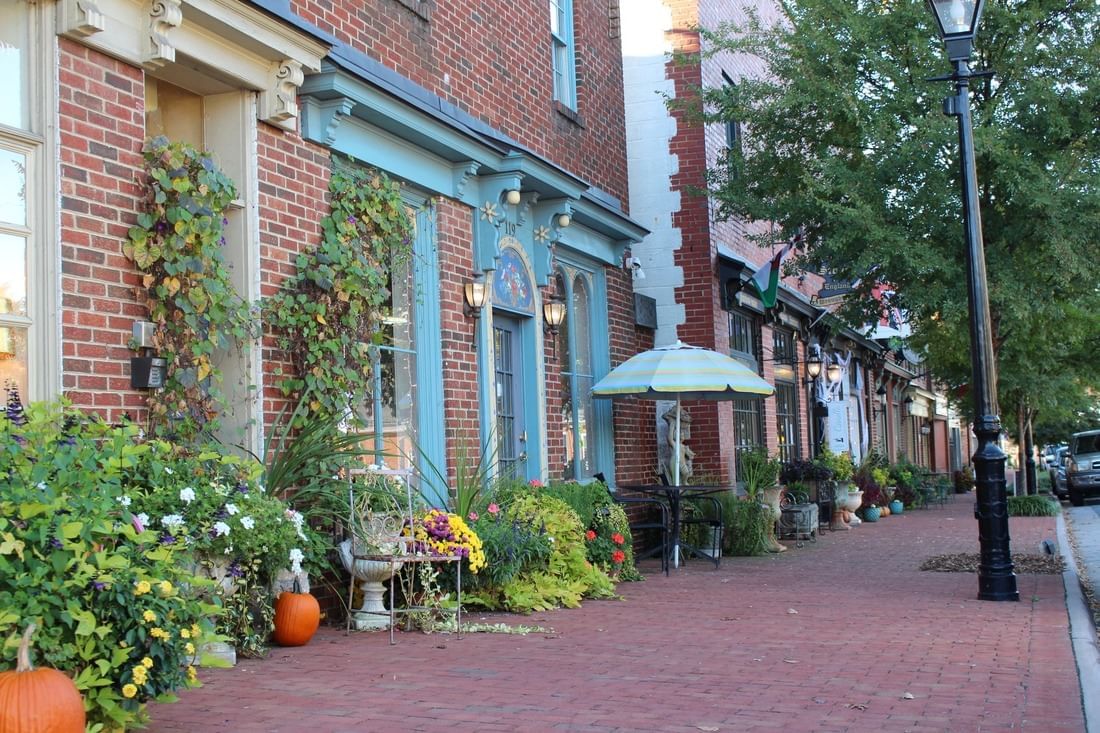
[272, 580, 320, 647]
[0, 624, 86, 733]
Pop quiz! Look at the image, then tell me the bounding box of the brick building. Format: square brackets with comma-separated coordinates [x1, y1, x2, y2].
[2, 0, 656, 495]
[620, 0, 959, 482]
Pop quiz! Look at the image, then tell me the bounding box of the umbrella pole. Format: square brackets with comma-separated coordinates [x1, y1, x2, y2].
[673, 395, 682, 569]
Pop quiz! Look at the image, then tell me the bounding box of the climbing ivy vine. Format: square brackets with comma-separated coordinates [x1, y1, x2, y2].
[125, 137, 254, 440]
[264, 160, 414, 421]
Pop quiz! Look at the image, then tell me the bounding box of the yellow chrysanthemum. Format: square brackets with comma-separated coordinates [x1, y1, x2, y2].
[190, 623, 201, 637]
[122, 684, 138, 699]
[141, 657, 154, 669]
[185, 642, 195, 655]
[132, 666, 147, 685]
[186, 665, 198, 683]
[142, 610, 156, 623]
[134, 581, 151, 596]
[179, 628, 190, 639]
[159, 580, 173, 594]
[150, 627, 170, 640]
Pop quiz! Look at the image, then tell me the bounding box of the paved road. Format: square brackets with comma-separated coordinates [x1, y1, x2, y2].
[147, 495, 1090, 732]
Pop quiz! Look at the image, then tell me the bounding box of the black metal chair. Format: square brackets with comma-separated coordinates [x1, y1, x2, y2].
[597, 473, 670, 575]
[678, 493, 724, 569]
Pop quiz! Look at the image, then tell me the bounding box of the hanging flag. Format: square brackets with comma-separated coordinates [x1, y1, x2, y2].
[749, 238, 796, 309]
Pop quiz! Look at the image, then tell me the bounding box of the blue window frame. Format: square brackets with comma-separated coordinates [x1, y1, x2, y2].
[549, 0, 576, 109]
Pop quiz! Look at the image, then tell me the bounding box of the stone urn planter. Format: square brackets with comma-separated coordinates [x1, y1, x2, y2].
[338, 538, 401, 631]
[830, 482, 851, 531]
[761, 486, 787, 552]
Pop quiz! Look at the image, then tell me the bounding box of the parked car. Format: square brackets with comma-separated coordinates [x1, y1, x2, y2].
[1066, 429, 1100, 507]
[1048, 446, 1070, 499]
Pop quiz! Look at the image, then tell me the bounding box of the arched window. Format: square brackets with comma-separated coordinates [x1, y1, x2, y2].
[559, 271, 595, 480]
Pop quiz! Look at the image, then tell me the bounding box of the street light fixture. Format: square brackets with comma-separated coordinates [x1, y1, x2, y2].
[805, 347, 823, 380]
[926, 0, 1017, 601]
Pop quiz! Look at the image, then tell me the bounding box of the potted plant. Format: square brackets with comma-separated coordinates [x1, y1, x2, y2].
[739, 449, 785, 552]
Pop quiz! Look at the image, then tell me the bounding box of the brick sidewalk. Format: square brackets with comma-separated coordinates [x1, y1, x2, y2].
[146, 495, 1085, 732]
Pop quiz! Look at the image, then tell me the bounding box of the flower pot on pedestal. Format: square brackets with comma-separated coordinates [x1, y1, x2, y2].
[761, 486, 787, 552]
[338, 539, 399, 631]
[830, 483, 851, 531]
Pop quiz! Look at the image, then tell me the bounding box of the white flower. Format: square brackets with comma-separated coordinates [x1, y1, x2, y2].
[239, 516, 255, 530]
[164, 467, 174, 475]
[289, 548, 304, 574]
[36, 481, 48, 491]
[161, 514, 184, 528]
[179, 487, 196, 504]
[117, 495, 132, 507]
[136, 512, 150, 527]
[224, 503, 239, 516]
[213, 522, 231, 537]
[286, 509, 307, 540]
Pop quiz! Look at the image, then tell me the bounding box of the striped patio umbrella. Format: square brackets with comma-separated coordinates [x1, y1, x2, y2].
[591, 341, 774, 485]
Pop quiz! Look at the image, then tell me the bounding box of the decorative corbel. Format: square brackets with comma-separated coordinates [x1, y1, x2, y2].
[259, 60, 305, 132]
[472, 173, 524, 272]
[451, 162, 481, 203]
[60, 0, 107, 37]
[299, 96, 356, 147]
[531, 199, 576, 287]
[144, 0, 182, 70]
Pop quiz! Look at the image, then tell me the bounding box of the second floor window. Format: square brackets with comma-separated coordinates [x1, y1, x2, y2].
[550, 0, 576, 109]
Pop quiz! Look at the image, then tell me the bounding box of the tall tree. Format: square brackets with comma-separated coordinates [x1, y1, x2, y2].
[699, 0, 1100, 430]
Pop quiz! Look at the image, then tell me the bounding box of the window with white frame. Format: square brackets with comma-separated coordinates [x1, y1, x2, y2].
[549, 0, 577, 109]
[558, 269, 595, 480]
[0, 2, 54, 402]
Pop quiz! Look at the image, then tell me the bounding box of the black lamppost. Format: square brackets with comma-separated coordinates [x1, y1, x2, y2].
[926, 0, 1018, 601]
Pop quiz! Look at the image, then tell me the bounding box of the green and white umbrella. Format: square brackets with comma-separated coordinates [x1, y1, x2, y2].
[591, 341, 774, 485]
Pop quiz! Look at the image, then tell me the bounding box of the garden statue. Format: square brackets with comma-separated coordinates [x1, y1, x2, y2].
[662, 407, 694, 484]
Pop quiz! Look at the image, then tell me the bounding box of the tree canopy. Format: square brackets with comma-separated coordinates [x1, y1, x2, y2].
[699, 0, 1100, 436]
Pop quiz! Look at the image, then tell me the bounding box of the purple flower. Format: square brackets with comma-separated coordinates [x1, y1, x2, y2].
[48, 538, 63, 549]
[347, 215, 357, 224]
[92, 580, 106, 591]
[227, 561, 244, 578]
[159, 533, 177, 545]
[4, 386, 26, 426]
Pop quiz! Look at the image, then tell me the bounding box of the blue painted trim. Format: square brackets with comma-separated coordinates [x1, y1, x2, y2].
[411, 201, 448, 508]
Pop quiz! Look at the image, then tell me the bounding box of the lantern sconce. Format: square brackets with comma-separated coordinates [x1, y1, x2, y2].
[875, 384, 888, 406]
[543, 293, 567, 337]
[463, 273, 488, 319]
[805, 346, 823, 381]
[920, 421, 932, 436]
[825, 361, 843, 384]
[903, 394, 915, 416]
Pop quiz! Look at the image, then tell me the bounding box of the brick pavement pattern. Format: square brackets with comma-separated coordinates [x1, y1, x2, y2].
[147, 495, 1086, 732]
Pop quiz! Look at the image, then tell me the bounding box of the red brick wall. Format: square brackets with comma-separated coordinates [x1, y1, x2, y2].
[288, 0, 629, 206]
[57, 39, 147, 424]
[256, 125, 332, 422]
[437, 199, 482, 482]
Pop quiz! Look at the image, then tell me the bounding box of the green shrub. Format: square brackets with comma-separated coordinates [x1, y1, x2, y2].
[1007, 495, 1060, 517]
[467, 492, 615, 612]
[719, 495, 771, 556]
[0, 399, 217, 731]
[544, 479, 642, 581]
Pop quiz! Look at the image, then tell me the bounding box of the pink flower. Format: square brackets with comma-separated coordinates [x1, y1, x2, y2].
[468, 511, 479, 522]
[131, 514, 145, 533]
[611, 533, 625, 545]
[528, 479, 543, 487]
[585, 530, 597, 541]
[611, 550, 626, 564]
[487, 503, 500, 516]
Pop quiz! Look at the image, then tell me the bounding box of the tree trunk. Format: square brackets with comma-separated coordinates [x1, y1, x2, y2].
[1024, 408, 1037, 496]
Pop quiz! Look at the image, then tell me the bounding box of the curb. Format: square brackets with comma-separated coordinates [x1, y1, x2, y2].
[1056, 510, 1100, 733]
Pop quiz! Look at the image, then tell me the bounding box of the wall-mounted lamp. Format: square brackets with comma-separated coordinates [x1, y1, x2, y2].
[463, 273, 488, 319]
[505, 189, 522, 206]
[903, 395, 915, 416]
[543, 293, 567, 337]
[557, 213, 572, 228]
[624, 255, 646, 281]
[826, 362, 843, 384]
[805, 348, 823, 379]
[920, 422, 932, 436]
[875, 385, 888, 406]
